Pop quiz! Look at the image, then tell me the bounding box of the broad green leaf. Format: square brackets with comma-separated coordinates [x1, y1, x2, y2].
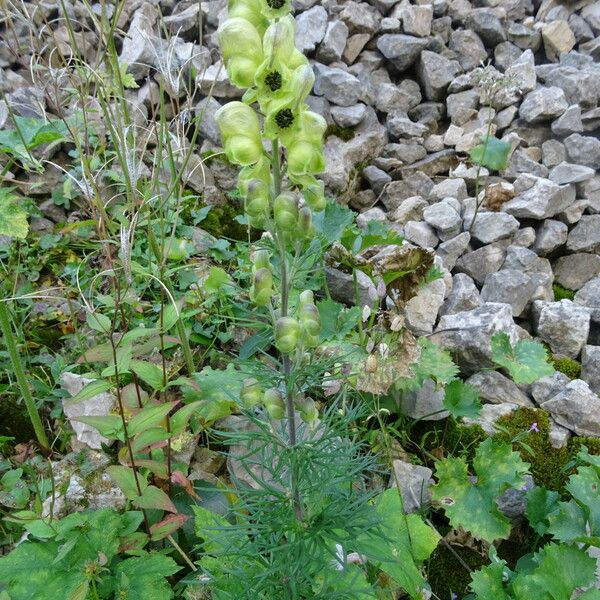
[0, 189, 29, 239]
[131, 427, 172, 454]
[313, 201, 355, 245]
[469, 135, 511, 171]
[525, 487, 559, 535]
[317, 298, 361, 341]
[67, 378, 112, 403]
[470, 562, 510, 600]
[73, 415, 123, 439]
[113, 554, 180, 599]
[491, 333, 554, 384]
[128, 401, 178, 436]
[512, 543, 597, 600]
[398, 338, 459, 391]
[130, 359, 166, 391]
[85, 311, 111, 333]
[100, 344, 133, 377]
[204, 267, 233, 293]
[159, 301, 182, 332]
[355, 489, 439, 598]
[432, 438, 529, 542]
[352, 220, 404, 253]
[134, 485, 177, 513]
[443, 379, 481, 418]
[170, 401, 203, 435]
[107, 465, 146, 499]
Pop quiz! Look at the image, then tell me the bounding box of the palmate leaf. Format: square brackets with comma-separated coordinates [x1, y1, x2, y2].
[317, 298, 361, 341]
[355, 489, 440, 598]
[512, 543, 597, 600]
[491, 332, 554, 384]
[0, 188, 29, 239]
[432, 438, 529, 542]
[313, 200, 355, 245]
[443, 379, 481, 418]
[469, 135, 511, 171]
[470, 561, 510, 600]
[398, 337, 459, 391]
[111, 554, 180, 599]
[525, 487, 559, 535]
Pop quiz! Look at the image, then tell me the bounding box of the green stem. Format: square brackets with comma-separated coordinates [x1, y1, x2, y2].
[0, 300, 49, 450]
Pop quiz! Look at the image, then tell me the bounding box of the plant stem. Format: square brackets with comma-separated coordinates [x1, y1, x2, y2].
[0, 300, 49, 451]
[271, 139, 303, 521]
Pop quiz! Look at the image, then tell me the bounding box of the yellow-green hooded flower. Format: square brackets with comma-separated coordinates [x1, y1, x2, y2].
[228, 0, 268, 34]
[215, 101, 264, 166]
[260, 0, 293, 21]
[217, 17, 264, 89]
[286, 110, 326, 184]
[262, 65, 315, 141]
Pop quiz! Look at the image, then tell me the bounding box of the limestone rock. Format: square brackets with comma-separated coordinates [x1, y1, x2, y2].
[389, 459, 433, 513]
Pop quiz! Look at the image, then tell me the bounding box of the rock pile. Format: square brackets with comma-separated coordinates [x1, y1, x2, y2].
[2, 0, 600, 443]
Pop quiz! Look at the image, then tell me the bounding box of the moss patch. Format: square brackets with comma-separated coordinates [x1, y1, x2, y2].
[428, 544, 487, 599]
[553, 283, 575, 301]
[325, 124, 355, 142]
[196, 197, 247, 241]
[550, 356, 581, 379]
[494, 408, 571, 493]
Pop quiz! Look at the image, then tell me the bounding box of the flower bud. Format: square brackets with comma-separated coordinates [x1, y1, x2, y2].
[217, 17, 264, 89]
[240, 378, 262, 407]
[214, 102, 263, 166]
[252, 249, 271, 272]
[273, 193, 299, 231]
[296, 396, 318, 426]
[299, 290, 314, 307]
[298, 206, 314, 239]
[250, 267, 273, 306]
[275, 316, 300, 353]
[245, 179, 270, 222]
[263, 387, 285, 419]
[299, 303, 321, 338]
[303, 179, 326, 212]
[287, 140, 325, 181]
[229, 0, 268, 34]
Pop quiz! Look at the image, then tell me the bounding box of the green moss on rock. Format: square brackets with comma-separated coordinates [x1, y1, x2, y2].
[428, 544, 488, 599]
[495, 408, 571, 492]
[553, 283, 575, 301]
[550, 356, 581, 379]
[325, 124, 356, 141]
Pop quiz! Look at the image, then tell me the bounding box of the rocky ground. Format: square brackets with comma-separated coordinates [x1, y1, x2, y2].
[2, 0, 600, 506]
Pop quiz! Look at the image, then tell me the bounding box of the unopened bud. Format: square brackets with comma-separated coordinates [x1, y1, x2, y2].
[250, 267, 273, 306]
[240, 378, 262, 407]
[263, 387, 285, 419]
[273, 193, 299, 231]
[275, 316, 300, 353]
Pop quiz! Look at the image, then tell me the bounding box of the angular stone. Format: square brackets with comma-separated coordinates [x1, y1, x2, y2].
[542, 20, 576, 61]
[432, 303, 519, 374]
[326, 267, 377, 307]
[340, 0, 380, 35]
[317, 20, 349, 63]
[533, 219, 568, 256]
[481, 270, 536, 317]
[564, 133, 600, 170]
[470, 212, 520, 244]
[431, 178, 467, 201]
[519, 87, 568, 123]
[295, 5, 328, 54]
[389, 460, 433, 513]
[377, 34, 428, 71]
[549, 162, 595, 185]
[331, 103, 367, 127]
[567, 216, 600, 253]
[404, 220, 438, 248]
[542, 139, 566, 168]
[343, 33, 371, 64]
[390, 196, 428, 224]
[449, 29, 487, 71]
[467, 371, 533, 407]
[466, 8, 506, 47]
[401, 378, 447, 420]
[440, 272, 481, 316]
[463, 403, 519, 435]
[395, 0, 433, 37]
[314, 64, 362, 107]
[417, 50, 462, 101]
[455, 242, 508, 286]
[502, 174, 575, 220]
[437, 231, 471, 271]
[532, 372, 572, 405]
[404, 277, 446, 335]
[541, 379, 600, 437]
[581, 345, 600, 396]
[551, 105, 583, 136]
[533, 299, 591, 358]
[575, 277, 600, 323]
[119, 3, 159, 80]
[553, 253, 600, 291]
[423, 201, 462, 240]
